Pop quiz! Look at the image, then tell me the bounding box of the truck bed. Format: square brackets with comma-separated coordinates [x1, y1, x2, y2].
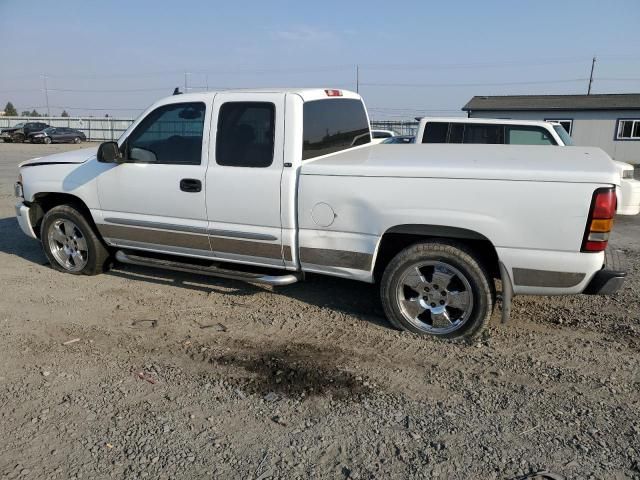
[301, 144, 620, 185]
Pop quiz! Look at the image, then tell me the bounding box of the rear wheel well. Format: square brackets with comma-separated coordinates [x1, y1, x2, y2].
[30, 193, 96, 239]
[373, 227, 500, 282]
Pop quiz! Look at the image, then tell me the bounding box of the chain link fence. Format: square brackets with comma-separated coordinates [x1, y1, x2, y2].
[370, 120, 419, 136]
[0, 116, 421, 141]
[0, 116, 133, 141]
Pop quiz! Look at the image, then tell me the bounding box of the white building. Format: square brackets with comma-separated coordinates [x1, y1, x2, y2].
[463, 93, 640, 165]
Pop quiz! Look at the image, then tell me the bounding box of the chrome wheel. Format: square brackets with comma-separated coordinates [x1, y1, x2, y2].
[43, 137, 52, 144]
[73, 137, 81, 144]
[47, 219, 89, 272]
[396, 261, 474, 335]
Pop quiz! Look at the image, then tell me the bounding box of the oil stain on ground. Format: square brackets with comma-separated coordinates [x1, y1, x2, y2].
[185, 339, 374, 400]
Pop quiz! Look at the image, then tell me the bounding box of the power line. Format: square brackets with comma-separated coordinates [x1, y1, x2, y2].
[22, 105, 146, 111]
[596, 77, 640, 82]
[359, 58, 593, 71]
[0, 54, 637, 82]
[361, 79, 588, 88]
[49, 87, 176, 93]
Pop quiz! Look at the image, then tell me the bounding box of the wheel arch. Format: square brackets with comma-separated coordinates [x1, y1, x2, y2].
[30, 192, 97, 239]
[372, 224, 500, 282]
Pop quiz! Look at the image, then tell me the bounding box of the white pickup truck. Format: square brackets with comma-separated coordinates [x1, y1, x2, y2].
[14, 88, 626, 340]
[416, 117, 640, 215]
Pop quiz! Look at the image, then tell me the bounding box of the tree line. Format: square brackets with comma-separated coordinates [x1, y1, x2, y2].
[2, 101, 69, 117]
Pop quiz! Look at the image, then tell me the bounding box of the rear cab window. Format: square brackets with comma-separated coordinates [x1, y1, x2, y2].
[302, 99, 371, 160]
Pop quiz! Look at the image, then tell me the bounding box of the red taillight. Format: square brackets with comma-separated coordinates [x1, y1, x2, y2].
[582, 187, 616, 252]
[324, 89, 342, 97]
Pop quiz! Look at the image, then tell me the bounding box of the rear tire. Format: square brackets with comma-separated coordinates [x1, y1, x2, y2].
[41, 205, 110, 275]
[380, 241, 494, 340]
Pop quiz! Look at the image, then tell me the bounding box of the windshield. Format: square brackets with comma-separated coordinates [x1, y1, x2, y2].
[553, 125, 574, 146]
[44, 127, 55, 133]
[13, 123, 25, 128]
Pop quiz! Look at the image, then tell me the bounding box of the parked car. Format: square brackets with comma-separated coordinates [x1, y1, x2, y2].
[370, 129, 396, 144]
[14, 88, 624, 340]
[381, 135, 415, 144]
[29, 127, 87, 144]
[1, 121, 49, 143]
[416, 117, 640, 216]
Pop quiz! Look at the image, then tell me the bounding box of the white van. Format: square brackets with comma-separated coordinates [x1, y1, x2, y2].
[416, 117, 640, 215]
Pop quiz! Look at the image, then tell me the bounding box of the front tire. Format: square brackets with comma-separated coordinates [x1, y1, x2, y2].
[41, 205, 110, 275]
[43, 137, 52, 144]
[73, 137, 82, 144]
[13, 134, 25, 143]
[380, 241, 494, 340]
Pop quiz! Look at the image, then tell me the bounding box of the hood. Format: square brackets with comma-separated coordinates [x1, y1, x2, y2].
[19, 146, 98, 168]
[301, 144, 620, 186]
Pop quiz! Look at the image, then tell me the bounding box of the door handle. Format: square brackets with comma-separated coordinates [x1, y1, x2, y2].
[180, 178, 202, 192]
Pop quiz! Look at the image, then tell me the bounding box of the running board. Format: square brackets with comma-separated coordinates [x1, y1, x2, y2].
[114, 250, 301, 286]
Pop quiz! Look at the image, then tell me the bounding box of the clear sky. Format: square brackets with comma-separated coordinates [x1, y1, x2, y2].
[1, 0, 639, 119]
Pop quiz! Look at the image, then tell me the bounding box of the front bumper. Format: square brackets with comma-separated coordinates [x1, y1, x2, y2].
[15, 201, 38, 239]
[583, 249, 626, 295]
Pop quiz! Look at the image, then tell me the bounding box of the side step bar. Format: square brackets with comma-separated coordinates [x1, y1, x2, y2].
[114, 250, 301, 286]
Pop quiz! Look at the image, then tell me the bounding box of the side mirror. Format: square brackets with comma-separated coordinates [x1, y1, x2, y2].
[97, 141, 123, 163]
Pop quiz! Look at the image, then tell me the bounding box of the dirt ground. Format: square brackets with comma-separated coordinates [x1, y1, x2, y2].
[0, 142, 638, 480]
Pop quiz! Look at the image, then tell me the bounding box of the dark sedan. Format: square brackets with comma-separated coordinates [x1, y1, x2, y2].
[381, 135, 415, 144]
[1, 121, 50, 142]
[29, 127, 87, 144]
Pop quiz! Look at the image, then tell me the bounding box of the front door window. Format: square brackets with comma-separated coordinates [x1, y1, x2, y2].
[126, 102, 206, 165]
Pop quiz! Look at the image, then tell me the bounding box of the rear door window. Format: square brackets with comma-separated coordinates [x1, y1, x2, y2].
[302, 99, 371, 160]
[216, 102, 275, 168]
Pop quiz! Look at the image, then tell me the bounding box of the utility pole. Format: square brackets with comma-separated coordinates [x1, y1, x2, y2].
[42, 74, 50, 117]
[587, 56, 596, 95]
[356, 64, 359, 93]
[184, 72, 190, 93]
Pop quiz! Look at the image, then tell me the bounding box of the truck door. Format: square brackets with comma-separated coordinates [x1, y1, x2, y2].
[206, 92, 287, 268]
[95, 99, 212, 256]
